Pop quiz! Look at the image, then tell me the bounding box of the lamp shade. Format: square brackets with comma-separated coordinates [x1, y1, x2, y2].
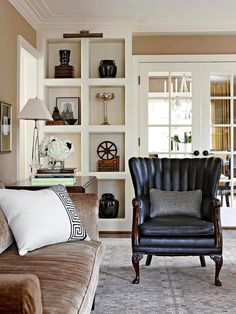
[18, 98, 53, 121]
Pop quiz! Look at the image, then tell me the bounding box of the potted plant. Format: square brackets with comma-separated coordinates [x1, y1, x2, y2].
[171, 134, 180, 151]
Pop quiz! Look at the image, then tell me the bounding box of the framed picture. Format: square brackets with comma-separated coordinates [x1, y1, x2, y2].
[0, 101, 12, 152]
[56, 97, 81, 125]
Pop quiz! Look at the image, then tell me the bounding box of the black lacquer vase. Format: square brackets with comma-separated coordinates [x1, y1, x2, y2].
[99, 60, 117, 78]
[99, 193, 119, 218]
[59, 49, 71, 65]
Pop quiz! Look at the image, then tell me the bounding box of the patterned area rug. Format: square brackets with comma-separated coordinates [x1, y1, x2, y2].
[94, 238, 236, 314]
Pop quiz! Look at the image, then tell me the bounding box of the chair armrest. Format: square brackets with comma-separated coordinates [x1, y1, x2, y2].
[69, 193, 99, 241]
[202, 196, 222, 248]
[132, 196, 150, 246]
[0, 274, 42, 314]
[211, 198, 222, 248]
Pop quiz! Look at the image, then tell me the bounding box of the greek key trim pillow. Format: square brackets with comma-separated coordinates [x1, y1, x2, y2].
[0, 185, 89, 256]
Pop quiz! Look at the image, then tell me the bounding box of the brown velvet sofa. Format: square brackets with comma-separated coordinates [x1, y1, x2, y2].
[0, 193, 104, 314]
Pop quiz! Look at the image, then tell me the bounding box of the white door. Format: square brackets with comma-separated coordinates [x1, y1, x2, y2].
[138, 60, 236, 226]
[17, 36, 38, 180]
[202, 63, 236, 226]
[139, 62, 201, 158]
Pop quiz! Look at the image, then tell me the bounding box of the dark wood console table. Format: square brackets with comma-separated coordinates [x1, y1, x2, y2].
[6, 176, 97, 194]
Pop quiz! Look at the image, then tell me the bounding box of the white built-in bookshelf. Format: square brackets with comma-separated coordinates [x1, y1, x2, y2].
[37, 32, 132, 231]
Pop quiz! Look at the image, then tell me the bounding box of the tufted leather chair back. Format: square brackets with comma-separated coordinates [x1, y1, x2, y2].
[129, 157, 222, 198]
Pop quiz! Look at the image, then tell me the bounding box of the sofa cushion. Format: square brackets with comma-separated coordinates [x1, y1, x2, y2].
[0, 181, 13, 254]
[0, 208, 13, 254]
[0, 185, 88, 256]
[150, 189, 202, 218]
[0, 240, 104, 314]
[0, 274, 42, 314]
[139, 215, 215, 236]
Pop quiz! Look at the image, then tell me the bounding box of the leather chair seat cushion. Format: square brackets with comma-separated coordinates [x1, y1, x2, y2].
[139, 237, 215, 248]
[139, 215, 215, 236]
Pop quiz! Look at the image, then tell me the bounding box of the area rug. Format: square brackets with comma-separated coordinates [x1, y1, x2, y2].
[94, 238, 236, 314]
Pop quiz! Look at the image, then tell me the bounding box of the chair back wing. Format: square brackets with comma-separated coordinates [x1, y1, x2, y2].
[129, 157, 222, 198]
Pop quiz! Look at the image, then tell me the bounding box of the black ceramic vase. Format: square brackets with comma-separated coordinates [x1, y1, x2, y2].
[52, 106, 62, 121]
[99, 60, 117, 78]
[99, 193, 119, 218]
[59, 49, 71, 65]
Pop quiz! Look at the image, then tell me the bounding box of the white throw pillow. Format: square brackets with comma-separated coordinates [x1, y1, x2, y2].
[0, 185, 88, 256]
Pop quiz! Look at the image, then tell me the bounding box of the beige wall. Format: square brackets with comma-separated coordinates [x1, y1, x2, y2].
[133, 35, 236, 55]
[0, 0, 36, 183]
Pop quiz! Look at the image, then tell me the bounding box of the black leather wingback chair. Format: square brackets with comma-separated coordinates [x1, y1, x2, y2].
[129, 157, 223, 286]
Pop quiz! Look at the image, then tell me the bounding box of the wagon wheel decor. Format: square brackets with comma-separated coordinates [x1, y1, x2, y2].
[97, 141, 117, 160]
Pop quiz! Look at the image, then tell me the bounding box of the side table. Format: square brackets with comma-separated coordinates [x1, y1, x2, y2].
[6, 176, 98, 194]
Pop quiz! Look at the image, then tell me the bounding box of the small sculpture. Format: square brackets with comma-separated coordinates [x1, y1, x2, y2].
[96, 92, 115, 125]
[55, 49, 74, 78]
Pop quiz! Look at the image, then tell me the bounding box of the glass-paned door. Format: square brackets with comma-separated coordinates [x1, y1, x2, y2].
[202, 64, 236, 225]
[139, 63, 201, 158]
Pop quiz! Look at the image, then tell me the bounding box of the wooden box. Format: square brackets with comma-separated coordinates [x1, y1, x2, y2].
[55, 65, 74, 78]
[97, 156, 119, 172]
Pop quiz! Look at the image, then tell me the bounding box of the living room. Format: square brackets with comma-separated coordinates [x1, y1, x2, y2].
[0, 0, 236, 313]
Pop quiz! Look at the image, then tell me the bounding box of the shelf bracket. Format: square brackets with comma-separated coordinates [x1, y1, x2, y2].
[138, 76, 140, 85]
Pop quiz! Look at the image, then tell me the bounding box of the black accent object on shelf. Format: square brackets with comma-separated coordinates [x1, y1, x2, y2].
[99, 193, 119, 218]
[52, 106, 62, 121]
[99, 60, 117, 78]
[97, 141, 117, 160]
[59, 49, 70, 65]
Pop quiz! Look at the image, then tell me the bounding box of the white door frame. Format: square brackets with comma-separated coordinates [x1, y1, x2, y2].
[17, 35, 39, 180]
[133, 54, 236, 157]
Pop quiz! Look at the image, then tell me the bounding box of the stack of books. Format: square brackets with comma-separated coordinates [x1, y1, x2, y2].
[31, 168, 77, 186]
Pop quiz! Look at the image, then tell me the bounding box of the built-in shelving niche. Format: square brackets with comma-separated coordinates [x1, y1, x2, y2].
[46, 40, 81, 79]
[98, 179, 125, 219]
[89, 39, 125, 78]
[89, 86, 125, 125]
[41, 132, 82, 172]
[89, 132, 125, 172]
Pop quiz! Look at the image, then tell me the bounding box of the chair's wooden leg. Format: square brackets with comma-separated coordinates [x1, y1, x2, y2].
[91, 295, 95, 311]
[225, 194, 230, 207]
[146, 254, 152, 266]
[132, 253, 143, 284]
[199, 255, 206, 267]
[220, 191, 223, 206]
[210, 255, 223, 286]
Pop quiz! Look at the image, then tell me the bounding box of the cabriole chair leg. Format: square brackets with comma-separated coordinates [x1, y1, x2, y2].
[210, 255, 223, 286]
[199, 255, 206, 267]
[91, 295, 95, 311]
[132, 253, 143, 284]
[146, 254, 152, 266]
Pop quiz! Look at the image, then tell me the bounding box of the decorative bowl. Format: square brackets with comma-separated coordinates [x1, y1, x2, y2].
[66, 119, 77, 125]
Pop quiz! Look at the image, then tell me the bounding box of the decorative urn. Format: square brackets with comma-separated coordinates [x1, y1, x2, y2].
[99, 60, 117, 78]
[99, 193, 119, 218]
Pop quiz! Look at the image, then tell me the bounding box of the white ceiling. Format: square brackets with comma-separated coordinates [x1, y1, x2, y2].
[9, 0, 236, 33]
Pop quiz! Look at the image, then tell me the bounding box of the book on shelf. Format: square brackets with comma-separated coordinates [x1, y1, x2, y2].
[31, 176, 77, 186]
[37, 168, 77, 174]
[34, 174, 76, 178]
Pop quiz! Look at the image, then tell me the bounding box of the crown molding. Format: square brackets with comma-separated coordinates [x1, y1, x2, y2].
[9, 0, 236, 35]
